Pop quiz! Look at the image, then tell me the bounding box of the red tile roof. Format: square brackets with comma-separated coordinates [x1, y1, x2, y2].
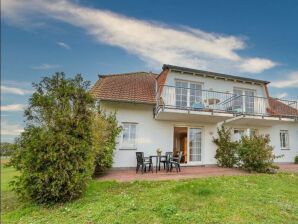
[267, 97, 298, 117]
[90, 72, 157, 104]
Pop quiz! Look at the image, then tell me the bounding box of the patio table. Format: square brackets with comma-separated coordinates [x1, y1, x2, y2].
[150, 155, 167, 173]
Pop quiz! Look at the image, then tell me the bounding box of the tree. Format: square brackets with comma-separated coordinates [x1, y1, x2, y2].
[9, 73, 96, 203]
[92, 109, 122, 176]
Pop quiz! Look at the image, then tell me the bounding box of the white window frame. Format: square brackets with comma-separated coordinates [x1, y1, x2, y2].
[233, 128, 258, 141]
[233, 87, 256, 113]
[280, 130, 290, 150]
[233, 128, 246, 141]
[121, 122, 137, 149]
[175, 79, 203, 108]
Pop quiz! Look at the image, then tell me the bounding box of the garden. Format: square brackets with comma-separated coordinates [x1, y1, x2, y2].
[2, 73, 298, 223]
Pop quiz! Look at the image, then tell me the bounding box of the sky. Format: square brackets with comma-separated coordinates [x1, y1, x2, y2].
[1, 0, 298, 142]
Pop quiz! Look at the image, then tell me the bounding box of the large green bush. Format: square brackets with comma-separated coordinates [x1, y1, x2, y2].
[213, 126, 239, 168]
[213, 127, 280, 173]
[9, 73, 96, 203]
[92, 109, 122, 176]
[237, 135, 280, 173]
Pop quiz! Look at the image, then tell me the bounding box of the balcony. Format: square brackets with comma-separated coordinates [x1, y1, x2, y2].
[154, 85, 298, 125]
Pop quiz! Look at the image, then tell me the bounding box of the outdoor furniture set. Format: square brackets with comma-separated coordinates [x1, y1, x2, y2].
[135, 151, 183, 174]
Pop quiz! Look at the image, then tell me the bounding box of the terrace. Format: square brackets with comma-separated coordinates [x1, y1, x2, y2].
[154, 85, 298, 125]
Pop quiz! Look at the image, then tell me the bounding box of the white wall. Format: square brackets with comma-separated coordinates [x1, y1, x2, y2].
[226, 123, 298, 163]
[101, 101, 297, 167]
[101, 101, 219, 167]
[259, 124, 298, 163]
[165, 71, 266, 97]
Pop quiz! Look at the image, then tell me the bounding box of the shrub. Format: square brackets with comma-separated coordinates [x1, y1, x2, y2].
[237, 135, 280, 173]
[213, 126, 239, 168]
[9, 73, 96, 203]
[295, 155, 298, 164]
[92, 109, 121, 175]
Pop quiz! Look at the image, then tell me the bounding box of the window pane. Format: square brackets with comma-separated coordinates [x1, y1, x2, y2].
[130, 124, 136, 140]
[175, 81, 188, 108]
[245, 90, 254, 113]
[122, 123, 137, 147]
[280, 130, 289, 148]
[123, 124, 129, 141]
[233, 89, 243, 110]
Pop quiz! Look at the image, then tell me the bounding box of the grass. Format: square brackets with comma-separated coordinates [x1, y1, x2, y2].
[1, 163, 298, 224]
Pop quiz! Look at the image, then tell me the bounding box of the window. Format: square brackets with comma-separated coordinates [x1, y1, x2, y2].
[189, 83, 202, 107]
[121, 123, 137, 149]
[175, 80, 202, 108]
[175, 81, 188, 108]
[233, 88, 255, 113]
[233, 128, 257, 141]
[249, 129, 258, 137]
[280, 130, 289, 149]
[233, 129, 245, 141]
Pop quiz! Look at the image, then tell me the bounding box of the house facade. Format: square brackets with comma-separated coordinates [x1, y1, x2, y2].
[91, 64, 298, 168]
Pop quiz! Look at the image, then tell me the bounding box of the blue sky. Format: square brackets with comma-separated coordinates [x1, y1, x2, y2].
[1, 0, 298, 142]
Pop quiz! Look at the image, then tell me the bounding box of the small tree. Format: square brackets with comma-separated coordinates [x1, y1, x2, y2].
[237, 135, 280, 173]
[9, 73, 95, 203]
[213, 126, 239, 168]
[92, 109, 121, 176]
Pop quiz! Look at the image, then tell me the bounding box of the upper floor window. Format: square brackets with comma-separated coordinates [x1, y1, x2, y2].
[233, 88, 255, 113]
[175, 80, 202, 108]
[280, 130, 289, 149]
[122, 123, 137, 149]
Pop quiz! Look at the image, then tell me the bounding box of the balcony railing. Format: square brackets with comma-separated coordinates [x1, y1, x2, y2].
[156, 85, 298, 118]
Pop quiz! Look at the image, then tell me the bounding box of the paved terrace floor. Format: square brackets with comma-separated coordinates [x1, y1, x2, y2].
[97, 164, 298, 182]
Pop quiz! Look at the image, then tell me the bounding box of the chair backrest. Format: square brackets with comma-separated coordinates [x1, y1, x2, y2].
[177, 151, 183, 163]
[165, 152, 173, 161]
[136, 152, 144, 164]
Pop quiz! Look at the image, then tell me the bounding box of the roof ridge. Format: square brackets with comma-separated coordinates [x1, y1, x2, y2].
[99, 71, 158, 78]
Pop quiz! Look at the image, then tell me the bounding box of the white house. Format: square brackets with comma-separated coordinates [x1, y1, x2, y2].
[91, 64, 298, 168]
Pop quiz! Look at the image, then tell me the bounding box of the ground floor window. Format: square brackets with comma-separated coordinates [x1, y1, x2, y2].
[233, 128, 258, 141]
[280, 130, 289, 149]
[121, 123, 137, 149]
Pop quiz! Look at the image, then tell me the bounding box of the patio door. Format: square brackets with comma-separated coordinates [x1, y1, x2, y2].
[188, 128, 202, 165]
[175, 80, 202, 109]
[233, 88, 255, 113]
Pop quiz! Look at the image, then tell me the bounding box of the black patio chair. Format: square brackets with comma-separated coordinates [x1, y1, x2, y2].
[169, 151, 183, 172]
[159, 152, 173, 170]
[136, 152, 153, 174]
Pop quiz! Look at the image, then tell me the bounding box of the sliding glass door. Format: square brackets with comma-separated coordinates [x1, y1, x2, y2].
[188, 128, 202, 164]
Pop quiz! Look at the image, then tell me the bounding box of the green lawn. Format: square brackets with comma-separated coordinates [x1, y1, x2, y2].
[1, 165, 298, 224]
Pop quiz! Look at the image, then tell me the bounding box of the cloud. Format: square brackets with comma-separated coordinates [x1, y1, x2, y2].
[1, 85, 33, 95]
[239, 58, 276, 73]
[1, 121, 23, 136]
[32, 63, 61, 70]
[2, 0, 276, 74]
[1, 104, 26, 112]
[270, 71, 298, 88]
[58, 41, 71, 49]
